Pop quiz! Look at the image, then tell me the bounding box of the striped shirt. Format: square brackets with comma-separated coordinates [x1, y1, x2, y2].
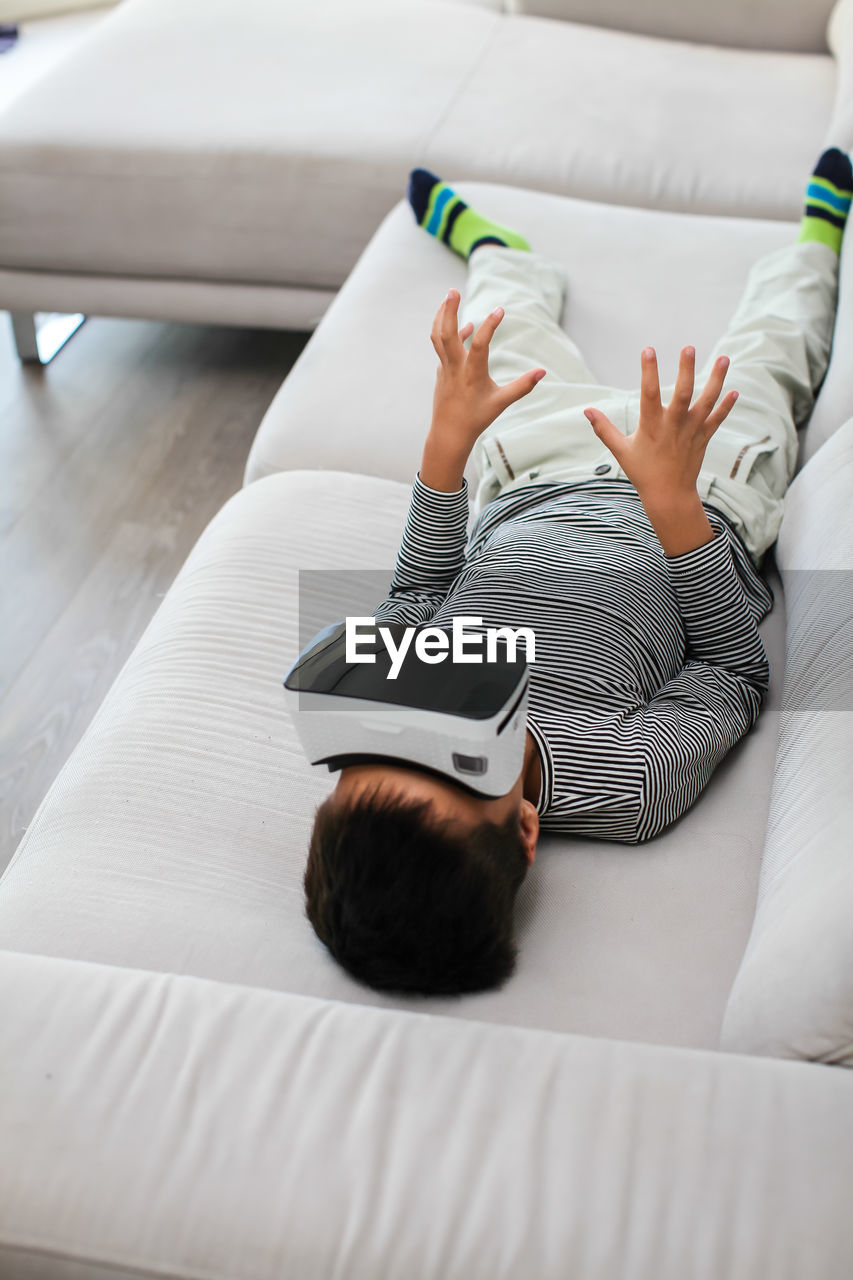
[373, 474, 773, 844]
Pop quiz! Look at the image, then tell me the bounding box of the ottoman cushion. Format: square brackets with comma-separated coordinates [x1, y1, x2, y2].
[0, 0, 499, 289]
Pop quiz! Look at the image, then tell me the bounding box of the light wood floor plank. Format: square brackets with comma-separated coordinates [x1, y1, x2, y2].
[0, 313, 308, 873]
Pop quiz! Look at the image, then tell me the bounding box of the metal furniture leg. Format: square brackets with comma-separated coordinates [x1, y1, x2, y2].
[10, 310, 86, 364]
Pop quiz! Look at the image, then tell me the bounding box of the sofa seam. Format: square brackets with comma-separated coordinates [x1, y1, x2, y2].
[418, 17, 503, 158]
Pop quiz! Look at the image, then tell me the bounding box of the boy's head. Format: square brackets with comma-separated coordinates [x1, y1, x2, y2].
[304, 760, 539, 997]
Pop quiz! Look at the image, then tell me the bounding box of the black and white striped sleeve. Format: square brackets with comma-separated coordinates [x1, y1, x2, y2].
[633, 528, 770, 842]
[372, 473, 470, 626]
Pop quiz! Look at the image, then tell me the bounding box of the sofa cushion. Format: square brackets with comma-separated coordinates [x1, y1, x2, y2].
[245, 184, 802, 486]
[0, 0, 834, 294]
[0, 0, 500, 289]
[512, 0, 836, 53]
[720, 418, 853, 1066]
[421, 20, 834, 221]
[3, 948, 853, 1280]
[3, 0, 115, 18]
[0, 468, 786, 1051]
[798, 115, 853, 466]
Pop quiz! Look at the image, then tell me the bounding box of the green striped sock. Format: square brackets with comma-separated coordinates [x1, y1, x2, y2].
[407, 168, 530, 260]
[798, 148, 853, 254]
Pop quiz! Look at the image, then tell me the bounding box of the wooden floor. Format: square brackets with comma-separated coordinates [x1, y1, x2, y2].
[0, 312, 309, 875]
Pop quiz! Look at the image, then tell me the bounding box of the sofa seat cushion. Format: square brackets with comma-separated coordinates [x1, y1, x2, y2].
[245, 183, 805, 486]
[0, 0, 834, 291]
[0, 468, 786, 1051]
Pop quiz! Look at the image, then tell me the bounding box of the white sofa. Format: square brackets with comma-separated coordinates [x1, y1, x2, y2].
[2, 1, 853, 1276]
[0, 0, 847, 341]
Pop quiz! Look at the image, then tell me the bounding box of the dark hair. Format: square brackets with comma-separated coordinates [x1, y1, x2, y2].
[304, 789, 530, 996]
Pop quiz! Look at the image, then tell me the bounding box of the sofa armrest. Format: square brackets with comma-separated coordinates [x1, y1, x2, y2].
[825, 0, 853, 146]
[2, 949, 851, 1280]
[721, 419, 853, 1066]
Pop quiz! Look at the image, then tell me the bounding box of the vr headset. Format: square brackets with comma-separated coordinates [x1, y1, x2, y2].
[284, 619, 531, 798]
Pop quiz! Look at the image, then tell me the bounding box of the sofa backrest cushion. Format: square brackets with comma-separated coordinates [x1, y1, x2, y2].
[803, 0, 853, 467]
[506, 0, 836, 53]
[720, 417, 853, 1066]
[0, 0, 115, 18]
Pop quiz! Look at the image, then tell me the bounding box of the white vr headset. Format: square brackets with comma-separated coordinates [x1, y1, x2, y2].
[284, 620, 531, 798]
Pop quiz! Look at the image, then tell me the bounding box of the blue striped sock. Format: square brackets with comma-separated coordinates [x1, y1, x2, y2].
[798, 148, 853, 254]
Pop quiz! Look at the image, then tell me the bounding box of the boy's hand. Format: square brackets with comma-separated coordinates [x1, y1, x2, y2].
[420, 289, 546, 491]
[583, 346, 738, 508]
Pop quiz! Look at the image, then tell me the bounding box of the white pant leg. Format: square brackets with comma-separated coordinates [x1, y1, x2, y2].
[616, 239, 840, 565]
[462, 244, 596, 385]
[460, 246, 631, 509]
[695, 239, 839, 493]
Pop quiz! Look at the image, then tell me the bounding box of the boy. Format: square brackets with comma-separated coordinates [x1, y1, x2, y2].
[303, 151, 852, 997]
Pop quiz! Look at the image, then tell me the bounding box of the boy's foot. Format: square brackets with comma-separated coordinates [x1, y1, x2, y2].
[798, 147, 853, 254]
[407, 168, 531, 259]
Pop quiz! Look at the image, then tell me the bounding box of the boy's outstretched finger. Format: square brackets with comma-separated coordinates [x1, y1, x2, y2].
[440, 290, 465, 362]
[692, 355, 730, 421]
[469, 306, 506, 362]
[495, 367, 547, 413]
[702, 389, 739, 438]
[671, 345, 696, 410]
[640, 347, 663, 419]
[583, 406, 626, 467]
[430, 298, 449, 361]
